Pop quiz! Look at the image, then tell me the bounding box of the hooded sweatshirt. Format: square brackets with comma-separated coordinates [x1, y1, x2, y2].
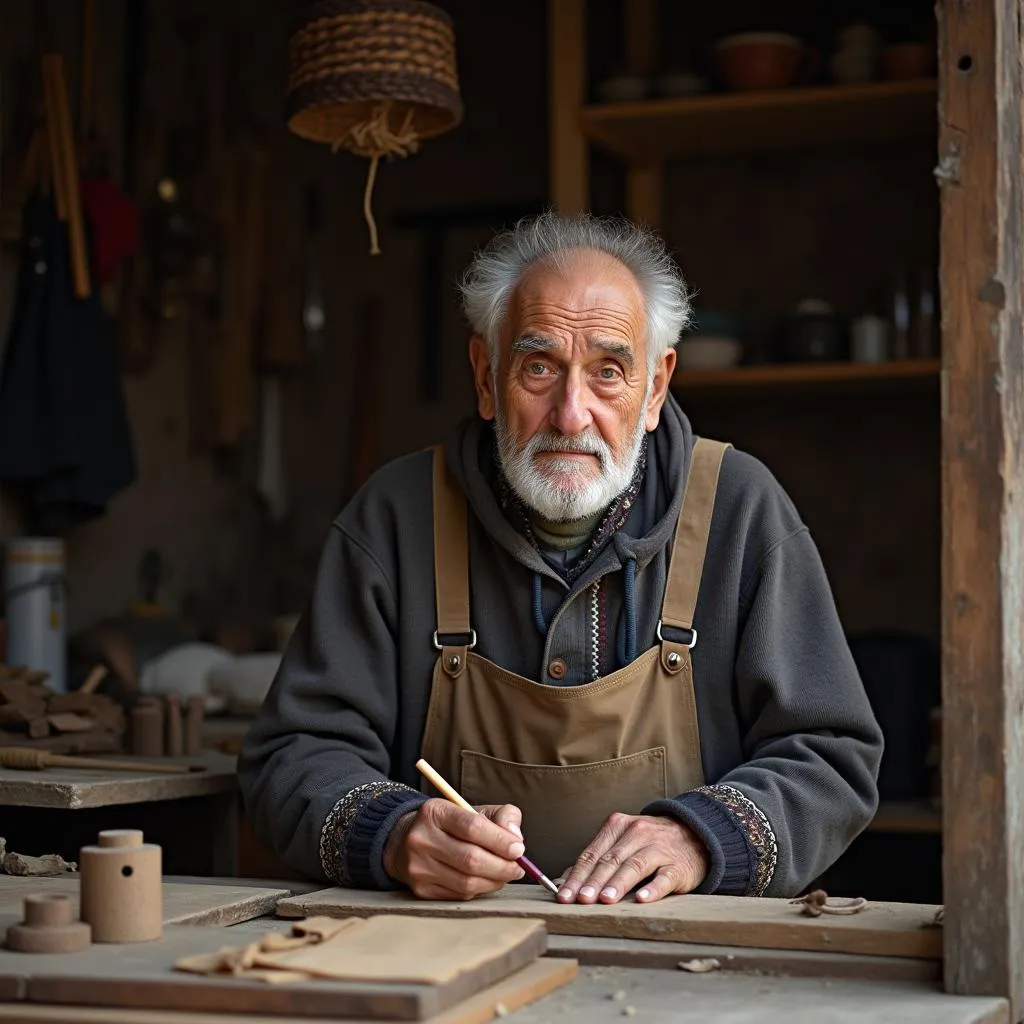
[237, 395, 883, 897]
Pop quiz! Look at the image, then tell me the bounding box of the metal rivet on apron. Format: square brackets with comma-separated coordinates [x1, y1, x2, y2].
[548, 659, 567, 680]
[447, 653, 461, 671]
[667, 651, 681, 668]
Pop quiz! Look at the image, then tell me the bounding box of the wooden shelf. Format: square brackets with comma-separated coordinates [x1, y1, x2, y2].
[867, 800, 942, 835]
[580, 79, 938, 163]
[671, 358, 940, 396]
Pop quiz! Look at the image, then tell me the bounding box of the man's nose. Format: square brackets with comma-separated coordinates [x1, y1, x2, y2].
[549, 373, 594, 435]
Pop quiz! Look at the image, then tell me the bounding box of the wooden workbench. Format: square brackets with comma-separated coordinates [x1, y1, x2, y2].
[0, 966, 1007, 1023]
[0, 753, 239, 876]
[0, 874, 1008, 1022]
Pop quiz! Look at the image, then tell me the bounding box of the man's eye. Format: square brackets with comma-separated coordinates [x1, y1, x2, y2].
[599, 366, 620, 379]
[528, 362, 548, 375]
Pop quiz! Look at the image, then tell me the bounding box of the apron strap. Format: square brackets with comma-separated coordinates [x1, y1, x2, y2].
[659, 437, 731, 673]
[431, 445, 474, 677]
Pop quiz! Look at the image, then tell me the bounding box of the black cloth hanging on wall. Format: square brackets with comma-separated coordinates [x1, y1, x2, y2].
[0, 192, 136, 533]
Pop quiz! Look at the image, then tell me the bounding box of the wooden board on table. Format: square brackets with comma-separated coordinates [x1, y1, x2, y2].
[0, 876, 287, 929]
[544, 934, 941, 982]
[0, 753, 237, 809]
[0, 959, 576, 1024]
[275, 887, 944, 961]
[0, 918, 548, 1020]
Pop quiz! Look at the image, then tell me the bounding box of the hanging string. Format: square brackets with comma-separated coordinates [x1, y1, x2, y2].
[333, 103, 420, 256]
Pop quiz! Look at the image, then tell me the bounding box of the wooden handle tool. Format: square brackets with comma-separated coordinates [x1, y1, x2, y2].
[41, 53, 91, 298]
[415, 757, 559, 896]
[0, 747, 202, 774]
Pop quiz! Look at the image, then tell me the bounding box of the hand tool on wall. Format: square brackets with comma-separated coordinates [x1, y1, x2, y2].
[41, 53, 90, 298]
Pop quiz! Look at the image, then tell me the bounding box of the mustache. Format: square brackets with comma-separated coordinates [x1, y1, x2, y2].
[525, 432, 609, 458]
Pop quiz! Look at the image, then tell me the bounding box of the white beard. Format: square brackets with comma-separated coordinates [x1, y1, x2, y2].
[494, 400, 648, 522]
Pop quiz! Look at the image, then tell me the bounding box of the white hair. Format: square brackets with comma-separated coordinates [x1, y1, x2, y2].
[458, 210, 693, 376]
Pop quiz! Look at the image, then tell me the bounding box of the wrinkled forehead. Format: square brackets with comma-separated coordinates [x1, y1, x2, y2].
[502, 249, 647, 352]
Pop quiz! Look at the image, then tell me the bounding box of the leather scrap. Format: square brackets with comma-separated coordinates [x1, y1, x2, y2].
[173, 917, 362, 984]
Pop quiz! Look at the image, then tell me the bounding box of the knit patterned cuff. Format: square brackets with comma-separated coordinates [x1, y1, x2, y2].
[652, 784, 778, 896]
[318, 781, 427, 888]
[643, 792, 750, 894]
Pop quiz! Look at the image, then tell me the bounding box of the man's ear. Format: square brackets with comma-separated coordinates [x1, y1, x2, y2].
[644, 347, 676, 431]
[469, 334, 496, 420]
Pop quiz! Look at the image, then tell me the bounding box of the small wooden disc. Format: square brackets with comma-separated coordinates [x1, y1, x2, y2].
[6, 919, 92, 953]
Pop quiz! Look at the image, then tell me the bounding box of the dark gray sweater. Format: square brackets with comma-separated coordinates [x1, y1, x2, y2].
[238, 396, 883, 897]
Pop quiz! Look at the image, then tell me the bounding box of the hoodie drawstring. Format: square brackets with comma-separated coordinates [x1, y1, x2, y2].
[622, 557, 637, 665]
[532, 572, 548, 634]
[533, 557, 637, 671]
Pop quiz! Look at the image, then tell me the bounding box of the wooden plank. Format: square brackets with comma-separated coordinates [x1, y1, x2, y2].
[275, 888, 944, 961]
[580, 80, 938, 162]
[937, 0, 1024, 1015]
[548, 0, 588, 212]
[0, 919, 547, 1021]
[671, 358, 940, 394]
[0, 959, 576, 1023]
[0, 877, 286, 929]
[0, 754, 237, 810]
[544, 935, 941, 983]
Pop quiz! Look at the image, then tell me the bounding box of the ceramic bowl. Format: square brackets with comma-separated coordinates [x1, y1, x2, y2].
[677, 336, 743, 372]
[594, 76, 648, 103]
[715, 32, 806, 91]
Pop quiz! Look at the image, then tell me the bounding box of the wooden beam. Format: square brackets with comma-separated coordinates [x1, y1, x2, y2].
[938, 0, 1024, 1015]
[548, 0, 588, 213]
[627, 164, 663, 230]
[624, 0, 657, 78]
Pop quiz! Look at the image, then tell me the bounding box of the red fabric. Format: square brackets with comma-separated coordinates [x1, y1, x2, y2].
[79, 176, 140, 283]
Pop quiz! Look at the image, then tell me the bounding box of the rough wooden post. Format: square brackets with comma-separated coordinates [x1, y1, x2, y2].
[937, 0, 1024, 1015]
[623, 0, 663, 230]
[548, 0, 588, 213]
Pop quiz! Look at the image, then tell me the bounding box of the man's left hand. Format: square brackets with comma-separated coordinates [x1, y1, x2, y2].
[556, 813, 709, 905]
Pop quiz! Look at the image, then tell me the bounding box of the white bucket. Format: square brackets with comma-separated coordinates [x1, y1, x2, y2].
[4, 536, 66, 691]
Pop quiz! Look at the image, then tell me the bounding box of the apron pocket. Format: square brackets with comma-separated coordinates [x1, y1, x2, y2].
[460, 747, 668, 880]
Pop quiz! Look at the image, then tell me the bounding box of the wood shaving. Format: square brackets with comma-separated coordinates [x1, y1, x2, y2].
[1, 850, 76, 876]
[609, 990, 627, 1001]
[678, 957, 721, 973]
[789, 889, 868, 917]
[623, 1007, 637, 1017]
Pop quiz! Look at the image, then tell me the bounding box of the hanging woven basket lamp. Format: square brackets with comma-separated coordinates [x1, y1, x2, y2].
[286, 0, 463, 255]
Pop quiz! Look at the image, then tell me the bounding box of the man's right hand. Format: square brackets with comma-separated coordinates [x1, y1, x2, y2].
[383, 799, 526, 900]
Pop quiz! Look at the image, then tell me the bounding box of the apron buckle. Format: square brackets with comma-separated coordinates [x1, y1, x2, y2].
[433, 629, 477, 650]
[656, 620, 697, 649]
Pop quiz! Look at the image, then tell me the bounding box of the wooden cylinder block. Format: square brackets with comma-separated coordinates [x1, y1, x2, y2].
[165, 693, 183, 757]
[131, 698, 164, 758]
[184, 695, 204, 757]
[79, 829, 162, 942]
[5, 893, 91, 953]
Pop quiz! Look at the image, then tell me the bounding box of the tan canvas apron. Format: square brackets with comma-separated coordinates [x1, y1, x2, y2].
[419, 437, 731, 877]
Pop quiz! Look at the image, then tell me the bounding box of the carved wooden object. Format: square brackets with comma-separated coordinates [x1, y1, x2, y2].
[184, 695, 204, 757]
[130, 698, 163, 758]
[164, 694, 182, 757]
[79, 830, 162, 943]
[4, 893, 91, 953]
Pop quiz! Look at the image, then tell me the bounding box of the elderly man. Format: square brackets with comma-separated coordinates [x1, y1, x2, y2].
[239, 212, 882, 905]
